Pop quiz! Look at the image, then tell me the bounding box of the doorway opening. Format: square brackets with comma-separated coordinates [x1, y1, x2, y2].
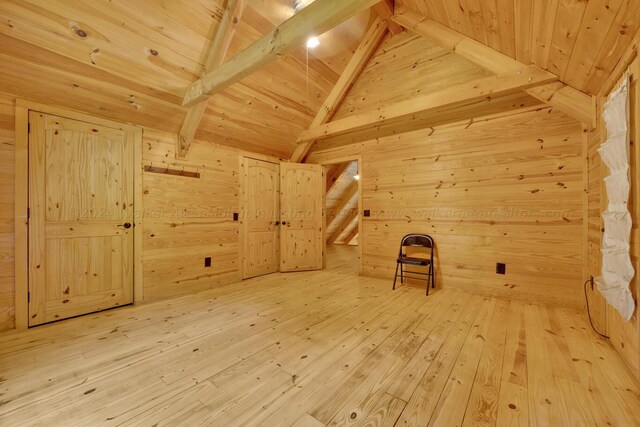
[323, 159, 361, 274]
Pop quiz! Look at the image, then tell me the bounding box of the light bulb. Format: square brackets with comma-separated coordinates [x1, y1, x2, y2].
[306, 37, 320, 49]
[353, 174, 360, 181]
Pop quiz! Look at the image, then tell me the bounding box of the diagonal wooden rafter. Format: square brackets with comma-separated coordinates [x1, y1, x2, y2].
[177, 0, 247, 158]
[327, 180, 358, 229]
[325, 162, 350, 193]
[291, 16, 389, 162]
[338, 216, 359, 244]
[343, 223, 360, 244]
[182, 0, 381, 108]
[297, 65, 557, 144]
[328, 208, 358, 244]
[392, 8, 596, 128]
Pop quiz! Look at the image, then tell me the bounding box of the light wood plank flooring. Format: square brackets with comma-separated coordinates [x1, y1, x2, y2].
[1, 245, 639, 426]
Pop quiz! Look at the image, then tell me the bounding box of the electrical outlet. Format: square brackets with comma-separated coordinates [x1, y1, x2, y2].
[204, 257, 212, 268]
[496, 263, 506, 275]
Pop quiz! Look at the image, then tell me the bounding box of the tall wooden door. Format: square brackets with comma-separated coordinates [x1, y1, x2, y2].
[280, 163, 325, 272]
[28, 112, 134, 326]
[240, 158, 280, 279]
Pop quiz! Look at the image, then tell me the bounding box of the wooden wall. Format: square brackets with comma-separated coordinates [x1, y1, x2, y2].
[332, 31, 493, 120]
[141, 130, 241, 301]
[308, 107, 585, 307]
[0, 93, 15, 330]
[0, 93, 249, 331]
[586, 54, 640, 381]
[306, 30, 585, 307]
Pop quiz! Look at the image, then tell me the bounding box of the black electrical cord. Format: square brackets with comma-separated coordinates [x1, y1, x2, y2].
[584, 279, 609, 339]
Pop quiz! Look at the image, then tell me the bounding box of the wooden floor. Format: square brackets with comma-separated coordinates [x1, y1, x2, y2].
[1, 245, 639, 426]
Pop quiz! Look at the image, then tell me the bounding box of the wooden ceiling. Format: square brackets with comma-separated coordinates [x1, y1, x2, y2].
[0, 0, 372, 158]
[397, 0, 640, 96]
[325, 161, 359, 245]
[1, 0, 638, 158]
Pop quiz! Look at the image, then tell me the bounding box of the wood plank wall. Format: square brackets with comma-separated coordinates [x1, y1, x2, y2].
[0, 95, 247, 331]
[0, 93, 15, 330]
[332, 31, 493, 120]
[141, 130, 241, 301]
[308, 108, 584, 307]
[307, 32, 585, 307]
[586, 55, 640, 381]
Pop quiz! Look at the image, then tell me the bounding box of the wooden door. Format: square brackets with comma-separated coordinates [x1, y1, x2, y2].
[28, 112, 134, 326]
[240, 158, 280, 279]
[280, 163, 325, 272]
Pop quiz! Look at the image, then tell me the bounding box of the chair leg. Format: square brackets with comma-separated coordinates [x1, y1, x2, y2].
[393, 262, 399, 290]
[431, 264, 435, 288]
[400, 263, 404, 284]
[426, 264, 433, 296]
[426, 266, 429, 296]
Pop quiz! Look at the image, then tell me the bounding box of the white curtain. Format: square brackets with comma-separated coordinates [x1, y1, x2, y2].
[596, 75, 636, 321]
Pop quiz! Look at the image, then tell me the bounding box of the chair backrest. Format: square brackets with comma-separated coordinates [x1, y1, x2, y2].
[398, 234, 434, 258]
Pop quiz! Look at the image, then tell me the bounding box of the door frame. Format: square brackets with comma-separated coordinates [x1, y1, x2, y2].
[314, 155, 363, 275]
[14, 99, 143, 330]
[238, 155, 282, 280]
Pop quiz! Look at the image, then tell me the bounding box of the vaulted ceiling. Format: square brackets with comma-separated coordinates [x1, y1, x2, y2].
[397, 0, 640, 96]
[0, 0, 638, 159]
[0, 0, 372, 158]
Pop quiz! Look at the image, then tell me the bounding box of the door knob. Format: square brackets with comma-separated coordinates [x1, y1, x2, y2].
[275, 221, 280, 225]
[120, 222, 132, 229]
[282, 221, 287, 226]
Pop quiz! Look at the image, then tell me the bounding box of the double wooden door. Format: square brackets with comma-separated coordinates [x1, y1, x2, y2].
[240, 159, 324, 279]
[28, 112, 135, 326]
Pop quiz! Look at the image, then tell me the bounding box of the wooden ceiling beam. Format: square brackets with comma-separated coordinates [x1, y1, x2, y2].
[392, 8, 596, 128]
[344, 224, 360, 245]
[338, 216, 360, 244]
[325, 162, 350, 193]
[177, 0, 247, 158]
[297, 65, 557, 144]
[182, 0, 380, 108]
[290, 16, 388, 162]
[373, 0, 403, 35]
[327, 180, 358, 229]
[328, 209, 358, 245]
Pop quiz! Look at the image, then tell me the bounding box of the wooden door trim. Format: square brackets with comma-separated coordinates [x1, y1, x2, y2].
[238, 155, 281, 280]
[313, 156, 363, 275]
[14, 100, 143, 330]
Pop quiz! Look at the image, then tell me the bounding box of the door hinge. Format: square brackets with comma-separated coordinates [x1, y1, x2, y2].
[27, 292, 30, 303]
[27, 207, 30, 219]
[28, 122, 30, 134]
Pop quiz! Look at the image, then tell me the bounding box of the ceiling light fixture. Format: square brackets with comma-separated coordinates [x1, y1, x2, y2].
[353, 174, 360, 181]
[306, 36, 320, 49]
[293, 0, 315, 13]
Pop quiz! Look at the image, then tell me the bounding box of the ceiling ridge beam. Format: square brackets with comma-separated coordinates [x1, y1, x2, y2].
[297, 65, 557, 144]
[177, 0, 248, 159]
[290, 15, 389, 162]
[182, 0, 381, 108]
[392, 8, 596, 128]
